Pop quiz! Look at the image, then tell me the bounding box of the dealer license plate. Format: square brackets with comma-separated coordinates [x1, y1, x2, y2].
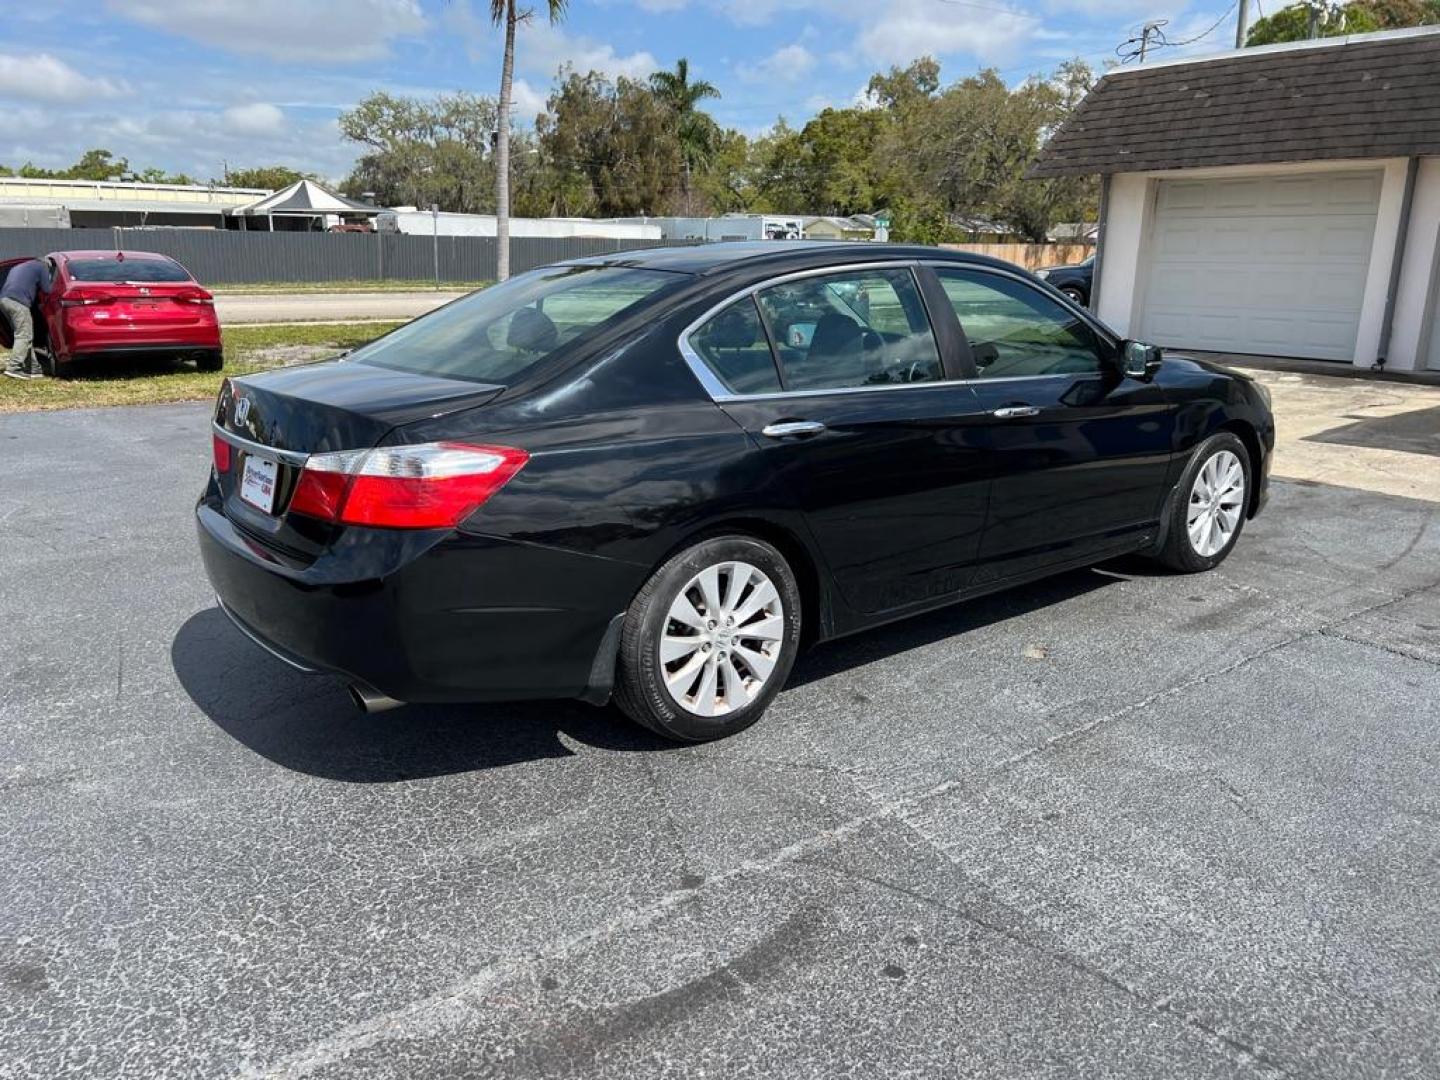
[240, 455, 279, 514]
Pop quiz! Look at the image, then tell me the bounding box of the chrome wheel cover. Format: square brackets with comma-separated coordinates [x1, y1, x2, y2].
[660, 561, 785, 717]
[1187, 449, 1245, 558]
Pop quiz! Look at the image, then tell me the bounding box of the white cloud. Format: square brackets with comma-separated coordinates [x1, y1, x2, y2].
[509, 79, 549, 124]
[737, 44, 817, 84]
[222, 102, 286, 136]
[516, 23, 659, 81]
[445, 2, 657, 83]
[855, 0, 1035, 65]
[1, 103, 355, 183]
[0, 53, 128, 103]
[104, 0, 425, 63]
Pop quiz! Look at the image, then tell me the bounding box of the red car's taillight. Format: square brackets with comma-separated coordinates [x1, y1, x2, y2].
[174, 286, 215, 305]
[213, 434, 232, 473]
[60, 288, 115, 307]
[289, 443, 528, 529]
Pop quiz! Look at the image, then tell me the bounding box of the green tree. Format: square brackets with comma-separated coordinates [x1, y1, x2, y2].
[489, 0, 569, 280]
[339, 91, 507, 213]
[221, 165, 312, 190]
[650, 58, 722, 211]
[1240, 0, 1440, 45]
[536, 68, 683, 216]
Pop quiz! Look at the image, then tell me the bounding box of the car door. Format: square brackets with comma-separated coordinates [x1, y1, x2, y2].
[682, 263, 992, 618]
[923, 263, 1175, 584]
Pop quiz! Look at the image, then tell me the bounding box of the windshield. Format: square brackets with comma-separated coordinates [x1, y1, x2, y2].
[67, 257, 191, 283]
[348, 265, 682, 384]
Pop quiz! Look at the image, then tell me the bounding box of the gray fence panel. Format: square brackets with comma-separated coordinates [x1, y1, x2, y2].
[0, 228, 692, 285]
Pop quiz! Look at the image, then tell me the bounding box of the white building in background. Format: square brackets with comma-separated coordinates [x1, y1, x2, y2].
[0, 176, 268, 228]
[609, 214, 807, 242]
[378, 209, 661, 241]
[1030, 27, 1440, 373]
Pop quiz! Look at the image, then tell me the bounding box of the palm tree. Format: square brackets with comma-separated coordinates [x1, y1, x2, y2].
[649, 58, 720, 209]
[491, 0, 568, 280]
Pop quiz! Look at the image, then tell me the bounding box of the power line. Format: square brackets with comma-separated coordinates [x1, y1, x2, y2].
[1170, 0, 1241, 47]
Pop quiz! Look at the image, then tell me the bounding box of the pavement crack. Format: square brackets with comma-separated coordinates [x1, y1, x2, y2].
[796, 857, 1292, 1078]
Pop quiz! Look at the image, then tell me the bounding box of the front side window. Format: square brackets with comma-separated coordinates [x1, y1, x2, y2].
[935, 268, 1108, 378]
[688, 297, 782, 395]
[349, 265, 680, 384]
[755, 268, 942, 392]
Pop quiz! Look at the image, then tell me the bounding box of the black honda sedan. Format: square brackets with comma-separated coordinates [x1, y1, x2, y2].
[198, 242, 1273, 742]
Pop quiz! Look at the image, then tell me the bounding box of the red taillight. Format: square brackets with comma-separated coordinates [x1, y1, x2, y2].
[213, 434, 232, 473]
[174, 286, 215, 305]
[60, 287, 115, 307]
[289, 443, 528, 529]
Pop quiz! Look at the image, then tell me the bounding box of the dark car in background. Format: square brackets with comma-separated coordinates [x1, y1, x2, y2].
[198, 242, 1273, 742]
[0, 250, 221, 375]
[1036, 254, 1094, 306]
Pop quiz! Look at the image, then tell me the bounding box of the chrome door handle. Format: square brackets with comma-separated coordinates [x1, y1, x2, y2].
[761, 420, 827, 439]
[991, 405, 1040, 419]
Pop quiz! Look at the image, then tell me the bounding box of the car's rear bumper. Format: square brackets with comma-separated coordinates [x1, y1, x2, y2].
[195, 498, 641, 704]
[66, 341, 221, 360]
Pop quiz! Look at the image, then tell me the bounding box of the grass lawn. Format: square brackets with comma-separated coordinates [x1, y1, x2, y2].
[211, 280, 488, 295]
[0, 322, 405, 414]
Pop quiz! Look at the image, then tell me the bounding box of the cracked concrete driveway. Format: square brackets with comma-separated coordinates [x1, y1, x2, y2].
[1, 400, 1438, 1079]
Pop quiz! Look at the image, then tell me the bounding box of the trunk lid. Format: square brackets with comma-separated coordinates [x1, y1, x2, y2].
[214, 359, 504, 561]
[67, 282, 212, 328]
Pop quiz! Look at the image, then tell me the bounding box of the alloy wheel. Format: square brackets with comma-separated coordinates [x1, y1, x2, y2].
[660, 560, 785, 716]
[1187, 449, 1245, 557]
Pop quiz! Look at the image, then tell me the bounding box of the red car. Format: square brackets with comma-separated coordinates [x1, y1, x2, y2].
[0, 250, 222, 375]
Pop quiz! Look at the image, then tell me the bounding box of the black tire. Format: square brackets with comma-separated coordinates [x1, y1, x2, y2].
[1061, 286, 1088, 306]
[1152, 432, 1252, 572]
[196, 350, 224, 373]
[613, 534, 803, 742]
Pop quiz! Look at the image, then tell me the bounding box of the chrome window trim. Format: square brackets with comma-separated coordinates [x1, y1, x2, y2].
[677, 258, 1117, 404]
[212, 422, 310, 467]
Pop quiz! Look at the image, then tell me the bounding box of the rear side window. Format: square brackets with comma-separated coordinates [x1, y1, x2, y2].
[934, 268, 1107, 378]
[688, 298, 782, 395]
[755, 268, 942, 392]
[349, 265, 678, 384]
[67, 257, 191, 283]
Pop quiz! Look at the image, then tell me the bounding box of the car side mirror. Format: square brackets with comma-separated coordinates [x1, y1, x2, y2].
[972, 341, 999, 368]
[1121, 340, 1162, 380]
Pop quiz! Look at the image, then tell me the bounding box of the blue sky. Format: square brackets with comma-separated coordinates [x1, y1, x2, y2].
[0, 0, 1240, 183]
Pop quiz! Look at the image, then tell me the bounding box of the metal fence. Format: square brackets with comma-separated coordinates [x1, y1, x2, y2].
[0, 228, 692, 285]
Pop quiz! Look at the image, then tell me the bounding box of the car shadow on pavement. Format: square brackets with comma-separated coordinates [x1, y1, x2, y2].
[786, 563, 1131, 689]
[173, 561, 1141, 781]
[170, 608, 676, 783]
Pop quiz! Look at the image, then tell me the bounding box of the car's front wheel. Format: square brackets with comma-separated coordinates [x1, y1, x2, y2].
[1061, 286, 1087, 306]
[1153, 432, 1251, 572]
[614, 535, 802, 742]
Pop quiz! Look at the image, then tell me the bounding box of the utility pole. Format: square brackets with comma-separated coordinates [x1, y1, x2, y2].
[1139, 20, 1164, 62]
[1234, 0, 1249, 47]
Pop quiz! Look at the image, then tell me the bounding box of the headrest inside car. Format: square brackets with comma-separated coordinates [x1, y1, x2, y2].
[507, 307, 559, 353]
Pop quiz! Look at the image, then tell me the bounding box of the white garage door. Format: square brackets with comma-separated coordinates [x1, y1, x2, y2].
[1138, 171, 1382, 361]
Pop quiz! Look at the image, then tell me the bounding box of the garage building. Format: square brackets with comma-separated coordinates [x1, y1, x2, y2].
[1029, 27, 1440, 373]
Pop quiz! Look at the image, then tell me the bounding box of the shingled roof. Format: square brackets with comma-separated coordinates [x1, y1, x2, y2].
[1028, 27, 1440, 178]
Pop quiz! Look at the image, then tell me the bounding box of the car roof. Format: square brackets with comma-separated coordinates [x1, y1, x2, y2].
[50, 250, 179, 262]
[562, 239, 1031, 278]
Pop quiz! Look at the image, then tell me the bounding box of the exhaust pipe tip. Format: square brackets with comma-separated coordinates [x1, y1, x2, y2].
[349, 684, 405, 714]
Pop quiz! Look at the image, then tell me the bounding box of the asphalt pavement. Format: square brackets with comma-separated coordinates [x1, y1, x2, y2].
[1, 402, 1438, 1079]
[215, 290, 470, 325]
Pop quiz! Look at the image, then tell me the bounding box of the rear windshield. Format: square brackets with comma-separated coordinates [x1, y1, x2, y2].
[66, 257, 191, 283]
[347, 265, 681, 384]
